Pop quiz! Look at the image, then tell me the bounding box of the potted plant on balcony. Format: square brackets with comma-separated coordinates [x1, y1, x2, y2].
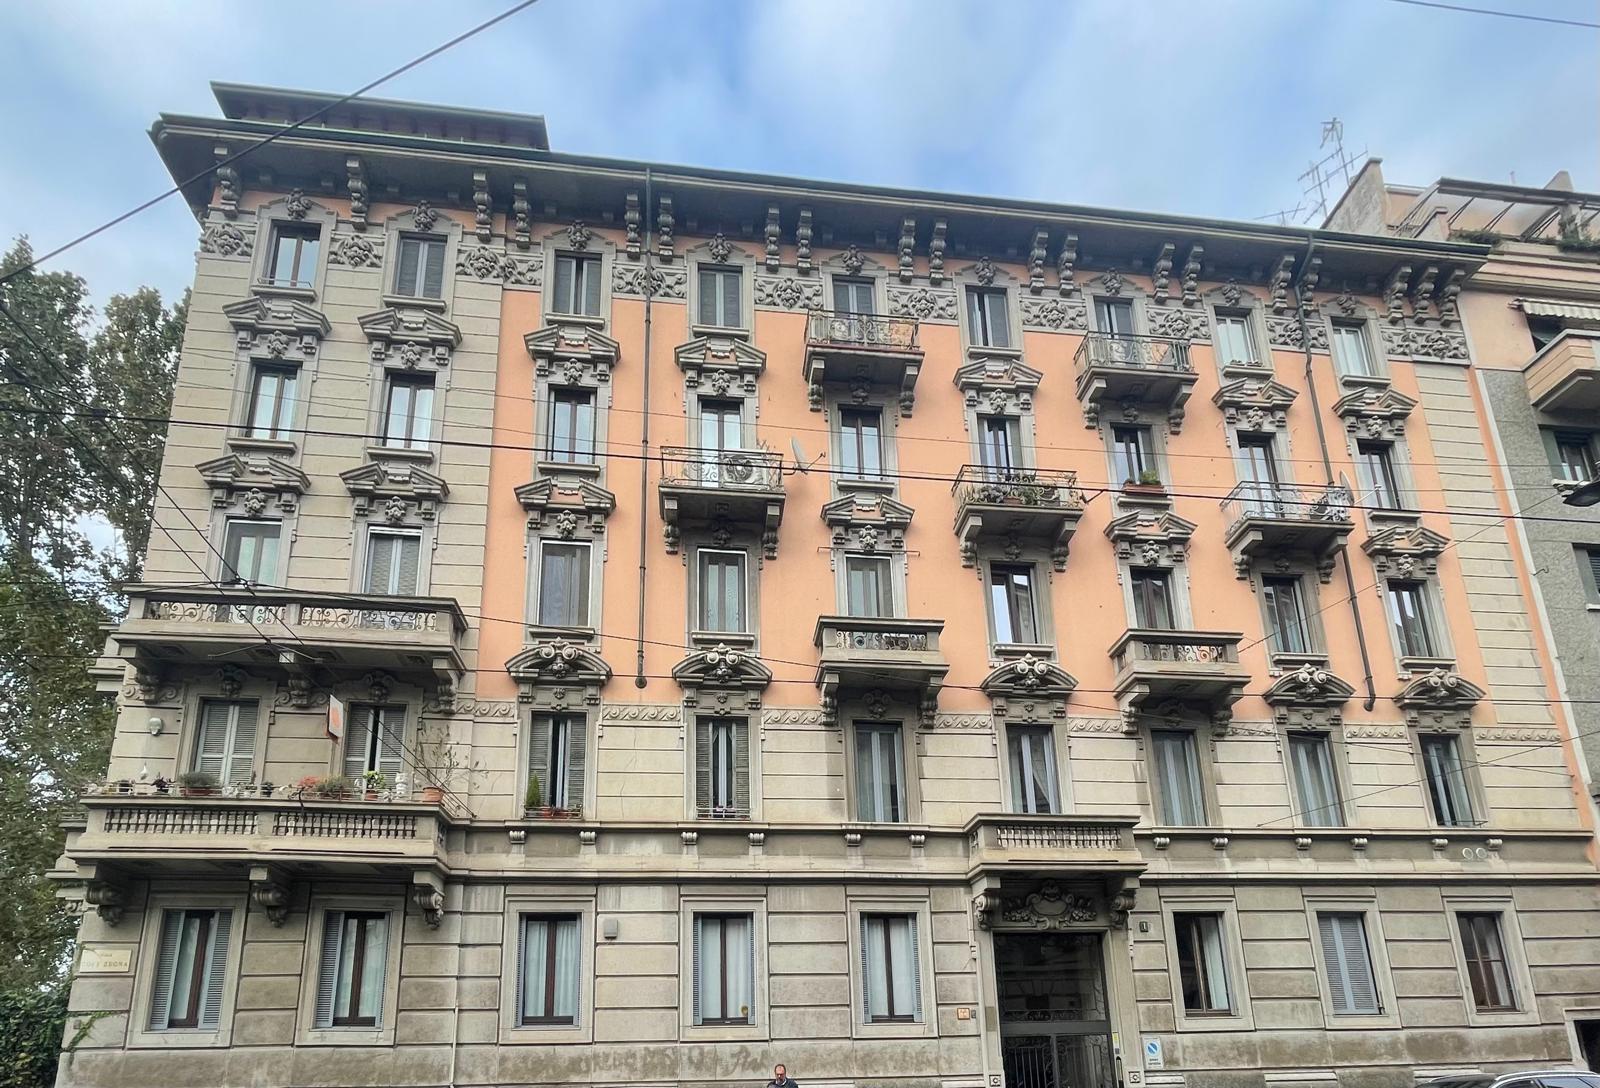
[1123, 469, 1165, 497]
[412, 721, 481, 805]
[361, 770, 386, 800]
[176, 771, 220, 797]
[311, 775, 355, 800]
[524, 775, 541, 816]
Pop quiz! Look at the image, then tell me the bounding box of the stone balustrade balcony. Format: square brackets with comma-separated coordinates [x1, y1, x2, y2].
[803, 310, 924, 414]
[1109, 628, 1249, 727]
[965, 813, 1144, 877]
[813, 615, 947, 725]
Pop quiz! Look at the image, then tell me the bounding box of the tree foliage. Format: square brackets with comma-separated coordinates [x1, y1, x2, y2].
[0, 980, 70, 1088]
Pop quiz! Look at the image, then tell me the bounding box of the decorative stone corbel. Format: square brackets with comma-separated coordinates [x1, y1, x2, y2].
[1181, 245, 1204, 306]
[657, 195, 675, 262]
[345, 157, 368, 230]
[1437, 269, 1464, 325]
[1029, 229, 1049, 294]
[1056, 232, 1078, 296]
[85, 880, 128, 926]
[411, 873, 446, 929]
[1383, 265, 1412, 324]
[214, 145, 240, 218]
[471, 170, 492, 242]
[512, 180, 532, 250]
[765, 206, 782, 272]
[900, 218, 917, 283]
[1108, 881, 1138, 929]
[1411, 265, 1440, 321]
[795, 208, 813, 274]
[249, 865, 292, 927]
[620, 191, 640, 260]
[929, 219, 947, 284]
[1151, 243, 1174, 304]
[1297, 256, 1322, 313]
[1270, 253, 1296, 313]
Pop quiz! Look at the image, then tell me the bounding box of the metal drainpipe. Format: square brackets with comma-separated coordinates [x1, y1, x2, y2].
[634, 168, 655, 688]
[1293, 237, 1377, 710]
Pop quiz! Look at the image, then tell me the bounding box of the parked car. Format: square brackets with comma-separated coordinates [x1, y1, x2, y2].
[1420, 1072, 1600, 1088]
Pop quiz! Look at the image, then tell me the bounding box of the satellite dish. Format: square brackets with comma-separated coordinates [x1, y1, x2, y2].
[791, 438, 812, 474]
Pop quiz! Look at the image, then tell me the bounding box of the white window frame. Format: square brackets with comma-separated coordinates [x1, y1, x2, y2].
[1145, 726, 1212, 827]
[846, 895, 936, 1039]
[678, 895, 768, 1043]
[379, 372, 436, 451]
[1329, 319, 1383, 381]
[363, 527, 425, 597]
[1283, 728, 1350, 828]
[851, 720, 911, 824]
[1304, 896, 1400, 1030]
[1005, 723, 1061, 815]
[964, 285, 1013, 349]
[190, 697, 262, 787]
[499, 891, 596, 1044]
[221, 518, 282, 586]
[1414, 729, 1483, 829]
[551, 252, 605, 319]
[1160, 896, 1255, 1032]
[128, 892, 244, 1049]
[391, 233, 449, 300]
[297, 895, 404, 1046]
[1443, 897, 1539, 1028]
[531, 538, 594, 631]
[695, 548, 749, 635]
[1382, 577, 1452, 668]
[843, 552, 897, 618]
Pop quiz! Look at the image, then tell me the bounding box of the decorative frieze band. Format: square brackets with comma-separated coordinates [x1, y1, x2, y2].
[199, 222, 254, 259]
[887, 284, 958, 323]
[1019, 296, 1087, 331]
[613, 264, 687, 299]
[753, 274, 823, 312]
[1145, 304, 1211, 342]
[328, 231, 383, 268]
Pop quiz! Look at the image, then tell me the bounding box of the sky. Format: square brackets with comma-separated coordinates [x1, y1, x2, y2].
[0, 0, 1596, 309]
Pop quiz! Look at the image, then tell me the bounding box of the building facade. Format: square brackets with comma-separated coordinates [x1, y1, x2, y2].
[51, 87, 1600, 1088]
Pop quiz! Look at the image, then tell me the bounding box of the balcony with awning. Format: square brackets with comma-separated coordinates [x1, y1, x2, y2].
[1524, 328, 1600, 413]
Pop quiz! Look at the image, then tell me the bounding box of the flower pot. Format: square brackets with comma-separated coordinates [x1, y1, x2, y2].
[420, 785, 445, 804]
[364, 790, 379, 801]
[179, 787, 218, 798]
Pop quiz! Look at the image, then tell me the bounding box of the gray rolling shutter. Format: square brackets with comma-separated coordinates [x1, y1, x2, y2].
[365, 533, 395, 594]
[582, 259, 601, 315]
[732, 721, 750, 817]
[694, 720, 713, 816]
[859, 916, 872, 1017]
[147, 910, 184, 1030]
[564, 721, 586, 815]
[313, 911, 343, 1028]
[527, 716, 552, 807]
[691, 916, 702, 1024]
[422, 241, 445, 299]
[194, 701, 233, 779]
[698, 270, 717, 326]
[376, 707, 406, 783]
[397, 239, 421, 295]
[908, 914, 923, 1022]
[225, 703, 258, 786]
[396, 535, 421, 595]
[514, 916, 528, 1025]
[1320, 912, 1379, 1014]
[198, 910, 232, 1029]
[343, 708, 373, 780]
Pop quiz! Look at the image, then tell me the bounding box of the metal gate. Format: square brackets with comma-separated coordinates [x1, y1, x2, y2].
[994, 932, 1115, 1088]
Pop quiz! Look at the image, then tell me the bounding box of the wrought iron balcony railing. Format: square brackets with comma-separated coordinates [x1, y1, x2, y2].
[659, 446, 783, 490]
[951, 465, 1084, 509]
[806, 309, 920, 351]
[1221, 480, 1353, 527]
[1073, 332, 1192, 375]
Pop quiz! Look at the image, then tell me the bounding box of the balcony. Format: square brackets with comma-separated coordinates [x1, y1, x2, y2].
[803, 310, 924, 414]
[965, 814, 1144, 877]
[813, 615, 947, 725]
[951, 465, 1086, 570]
[113, 585, 467, 688]
[657, 446, 786, 557]
[1073, 332, 1197, 432]
[1221, 480, 1354, 581]
[1525, 329, 1600, 413]
[1109, 628, 1248, 728]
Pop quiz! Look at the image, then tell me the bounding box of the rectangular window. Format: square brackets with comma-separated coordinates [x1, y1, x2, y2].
[193, 699, 258, 786]
[394, 235, 446, 299]
[966, 286, 1011, 348]
[989, 563, 1039, 645]
[979, 414, 1022, 473]
[1357, 441, 1403, 509]
[1008, 725, 1058, 815]
[845, 554, 894, 618]
[697, 266, 743, 328]
[546, 388, 596, 464]
[839, 407, 884, 479]
[1580, 546, 1600, 605]
[1386, 581, 1438, 659]
[364, 530, 422, 596]
[518, 914, 580, 1025]
[1112, 424, 1156, 484]
[697, 550, 747, 633]
[1094, 297, 1137, 337]
[1317, 912, 1381, 1015]
[1330, 321, 1377, 377]
[1421, 734, 1476, 827]
[553, 254, 603, 317]
[381, 374, 435, 449]
[693, 913, 754, 1025]
[148, 909, 232, 1031]
[696, 718, 749, 818]
[1151, 730, 1205, 826]
[1553, 431, 1598, 482]
[1262, 576, 1312, 656]
[861, 913, 922, 1023]
[833, 277, 876, 315]
[527, 714, 585, 813]
[699, 398, 742, 453]
[1213, 312, 1257, 366]
[1238, 433, 1280, 487]
[1457, 912, 1517, 1012]
[1288, 732, 1345, 827]
[222, 520, 280, 585]
[266, 223, 319, 289]
[314, 911, 388, 1028]
[342, 704, 405, 784]
[855, 723, 906, 823]
[1174, 912, 1233, 1015]
[537, 541, 591, 628]
[245, 363, 298, 439]
[1130, 568, 1176, 630]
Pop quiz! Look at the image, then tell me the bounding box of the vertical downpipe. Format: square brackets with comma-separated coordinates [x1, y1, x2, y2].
[634, 168, 655, 687]
[1294, 238, 1377, 710]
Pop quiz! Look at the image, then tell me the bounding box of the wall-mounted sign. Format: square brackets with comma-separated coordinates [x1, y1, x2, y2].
[78, 946, 133, 974]
[1142, 1037, 1164, 1070]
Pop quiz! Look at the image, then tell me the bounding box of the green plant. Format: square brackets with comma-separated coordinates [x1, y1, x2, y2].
[1137, 469, 1162, 486]
[311, 775, 354, 798]
[1450, 227, 1503, 245]
[175, 770, 218, 791]
[1557, 230, 1600, 254]
[524, 774, 542, 812]
[361, 770, 386, 792]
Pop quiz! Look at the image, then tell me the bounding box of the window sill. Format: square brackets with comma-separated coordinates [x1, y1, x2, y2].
[1336, 371, 1391, 392]
[296, 1026, 393, 1047]
[366, 444, 435, 465]
[525, 624, 597, 644]
[1268, 650, 1331, 674]
[689, 630, 756, 651]
[227, 435, 299, 456]
[381, 293, 447, 312]
[679, 1021, 767, 1044]
[499, 1021, 592, 1045]
[546, 312, 606, 329]
[1173, 1012, 1256, 1033]
[1220, 360, 1273, 379]
[251, 282, 316, 302]
[1366, 507, 1422, 527]
[850, 1016, 936, 1041]
[992, 641, 1056, 663]
[537, 459, 603, 480]
[691, 322, 750, 340]
[965, 343, 1023, 361]
[835, 476, 897, 496]
[1398, 655, 1457, 677]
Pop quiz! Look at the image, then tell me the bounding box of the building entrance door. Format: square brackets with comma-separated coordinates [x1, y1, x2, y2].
[995, 931, 1116, 1088]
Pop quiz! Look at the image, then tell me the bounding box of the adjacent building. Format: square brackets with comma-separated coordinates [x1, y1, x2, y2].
[51, 87, 1600, 1088]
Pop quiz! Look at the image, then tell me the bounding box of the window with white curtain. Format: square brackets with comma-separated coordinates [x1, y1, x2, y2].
[1213, 311, 1258, 366]
[1317, 911, 1381, 1015]
[192, 699, 258, 786]
[1150, 729, 1206, 826]
[1330, 321, 1377, 377]
[860, 913, 922, 1023]
[364, 530, 422, 596]
[1008, 725, 1058, 815]
[1288, 732, 1345, 827]
[147, 909, 233, 1031]
[855, 723, 907, 823]
[696, 718, 749, 819]
[527, 714, 586, 814]
[1174, 912, 1232, 1015]
[381, 374, 435, 449]
[518, 914, 580, 1025]
[698, 550, 747, 632]
[966, 286, 1011, 348]
[537, 541, 591, 627]
[314, 911, 389, 1028]
[693, 913, 754, 1024]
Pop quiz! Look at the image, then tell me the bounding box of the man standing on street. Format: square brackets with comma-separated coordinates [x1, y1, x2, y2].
[769, 1064, 799, 1088]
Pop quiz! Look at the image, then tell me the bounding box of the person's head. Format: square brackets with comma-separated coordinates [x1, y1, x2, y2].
[774, 1066, 786, 1081]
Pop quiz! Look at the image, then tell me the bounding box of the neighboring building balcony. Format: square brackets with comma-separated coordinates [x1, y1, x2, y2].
[1109, 628, 1248, 728]
[951, 465, 1086, 570]
[965, 813, 1144, 877]
[813, 615, 947, 725]
[657, 445, 786, 557]
[1073, 332, 1197, 432]
[1525, 328, 1600, 413]
[803, 310, 924, 414]
[112, 585, 467, 689]
[1221, 480, 1354, 580]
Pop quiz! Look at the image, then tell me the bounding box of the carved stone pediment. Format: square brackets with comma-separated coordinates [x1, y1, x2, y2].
[822, 494, 915, 551]
[1262, 662, 1356, 727]
[981, 654, 1078, 721]
[1104, 510, 1195, 568]
[1363, 524, 1449, 577]
[515, 477, 615, 536]
[1333, 386, 1417, 441]
[675, 335, 766, 396]
[223, 296, 329, 355]
[526, 323, 621, 384]
[672, 643, 773, 711]
[1212, 375, 1298, 432]
[954, 358, 1042, 412]
[507, 641, 611, 706]
[196, 453, 309, 512]
[358, 307, 462, 368]
[988, 880, 1100, 931]
[1396, 668, 1485, 728]
[341, 460, 449, 521]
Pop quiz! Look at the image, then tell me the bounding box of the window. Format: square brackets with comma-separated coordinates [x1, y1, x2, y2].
[1528, 316, 1565, 352]
[698, 550, 747, 633]
[1094, 297, 1137, 337]
[364, 530, 421, 596]
[834, 277, 876, 315]
[1288, 732, 1344, 827]
[693, 913, 753, 1025]
[1262, 576, 1312, 655]
[697, 399, 743, 484]
[979, 415, 1022, 473]
[697, 266, 743, 328]
[1213, 311, 1257, 366]
[1580, 546, 1600, 605]
[1008, 726, 1058, 815]
[1130, 568, 1176, 630]
[1316, 912, 1381, 1015]
[518, 914, 580, 1025]
[855, 723, 906, 822]
[528, 714, 585, 813]
[1421, 734, 1476, 826]
[245, 363, 298, 439]
[1174, 912, 1232, 1015]
[222, 520, 280, 585]
[1330, 321, 1377, 378]
[1238, 433, 1280, 487]
[342, 704, 405, 784]
[1357, 441, 1403, 509]
[989, 563, 1039, 645]
[552, 253, 602, 317]
[1553, 431, 1598, 482]
[845, 554, 894, 618]
[314, 911, 388, 1028]
[1457, 912, 1517, 1012]
[265, 223, 319, 289]
[393, 235, 446, 299]
[860, 914, 922, 1023]
[546, 388, 596, 464]
[839, 407, 884, 479]
[1151, 730, 1205, 825]
[381, 374, 434, 449]
[148, 909, 232, 1031]
[193, 699, 258, 786]
[537, 541, 591, 627]
[695, 717, 749, 818]
[1386, 581, 1438, 659]
[1112, 424, 1156, 485]
[966, 286, 1011, 348]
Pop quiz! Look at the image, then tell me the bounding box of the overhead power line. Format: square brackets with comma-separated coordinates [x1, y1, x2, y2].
[1382, 0, 1600, 29]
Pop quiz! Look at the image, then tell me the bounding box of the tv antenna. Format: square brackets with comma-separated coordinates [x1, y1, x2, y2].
[1297, 118, 1366, 225]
